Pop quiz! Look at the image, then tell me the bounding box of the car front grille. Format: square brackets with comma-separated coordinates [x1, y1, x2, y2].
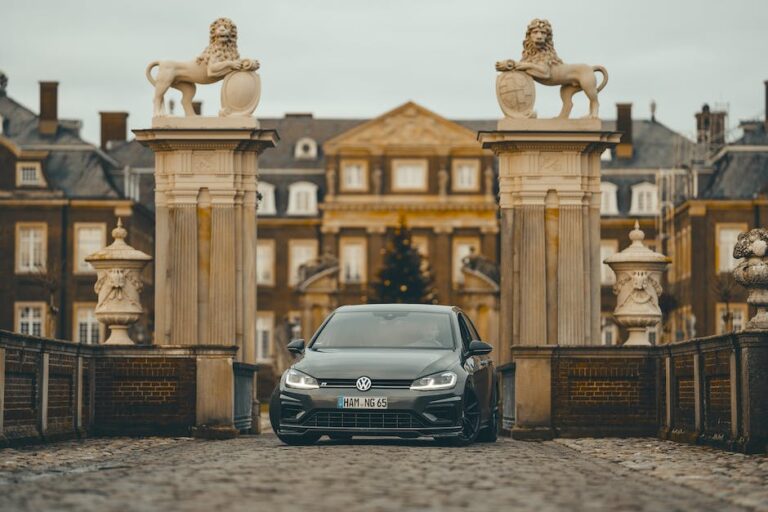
[301, 410, 425, 429]
[318, 378, 412, 389]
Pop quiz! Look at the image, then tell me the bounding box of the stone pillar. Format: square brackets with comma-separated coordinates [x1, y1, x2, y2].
[135, 118, 277, 364]
[480, 119, 619, 346]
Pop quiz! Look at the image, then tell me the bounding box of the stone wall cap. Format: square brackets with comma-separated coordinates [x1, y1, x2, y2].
[151, 116, 260, 130]
[496, 117, 601, 131]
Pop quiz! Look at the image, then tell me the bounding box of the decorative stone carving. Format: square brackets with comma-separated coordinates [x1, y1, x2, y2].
[438, 168, 449, 197]
[372, 168, 383, 195]
[484, 167, 494, 199]
[733, 228, 768, 330]
[85, 219, 152, 345]
[604, 222, 670, 346]
[326, 167, 337, 199]
[146, 17, 260, 117]
[495, 19, 608, 119]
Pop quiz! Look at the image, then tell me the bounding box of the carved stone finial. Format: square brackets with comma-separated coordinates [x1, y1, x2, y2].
[85, 220, 152, 345]
[0, 71, 7, 97]
[146, 18, 260, 118]
[732, 228, 768, 330]
[604, 223, 670, 346]
[494, 19, 608, 119]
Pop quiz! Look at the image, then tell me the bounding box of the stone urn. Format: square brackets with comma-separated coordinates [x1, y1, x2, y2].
[604, 221, 671, 346]
[85, 219, 152, 344]
[732, 228, 768, 330]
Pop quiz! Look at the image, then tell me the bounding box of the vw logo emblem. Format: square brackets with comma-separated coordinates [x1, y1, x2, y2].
[356, 376, 372, 392]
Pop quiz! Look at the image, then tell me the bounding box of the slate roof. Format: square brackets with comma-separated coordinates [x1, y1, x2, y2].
[701, 124, 768, 199]
[0, 93, 121, 199]
[601, 120, 694, 170]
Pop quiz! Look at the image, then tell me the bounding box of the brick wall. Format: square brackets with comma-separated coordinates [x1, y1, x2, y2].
[703, 349, 731, 435]
[552, 352, 658, 436]
[673, 353, 695, 431]
[93, 356, 196, 436]
[3, 347, 40, 442]
[47, 352, 77, 438]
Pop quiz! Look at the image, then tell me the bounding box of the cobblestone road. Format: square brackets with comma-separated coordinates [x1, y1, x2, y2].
[1, 435, 766, 512]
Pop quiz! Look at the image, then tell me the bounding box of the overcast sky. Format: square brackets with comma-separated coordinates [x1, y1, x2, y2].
[3, 0, 766, 144]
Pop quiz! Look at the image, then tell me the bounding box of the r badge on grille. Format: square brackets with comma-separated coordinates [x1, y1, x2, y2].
[356, 376, 372, 391]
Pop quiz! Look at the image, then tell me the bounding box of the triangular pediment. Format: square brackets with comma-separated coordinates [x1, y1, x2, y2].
[324, 101, 480, 152]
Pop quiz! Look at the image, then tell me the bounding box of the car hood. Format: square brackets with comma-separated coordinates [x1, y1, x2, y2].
[294, 348, 458, 380]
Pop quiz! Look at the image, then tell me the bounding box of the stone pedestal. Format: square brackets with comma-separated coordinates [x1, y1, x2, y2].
[134, 118, 277, 363]
[480, 119, 619, 350]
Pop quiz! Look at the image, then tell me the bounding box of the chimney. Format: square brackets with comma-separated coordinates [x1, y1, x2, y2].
[38, 81, 59, 135]
[695, 104, 726, 146]
[615, 103, 633, 159]
[99, 112, 129, 150]
[764, 80, 767, 131]
[192, 101, 203, 115]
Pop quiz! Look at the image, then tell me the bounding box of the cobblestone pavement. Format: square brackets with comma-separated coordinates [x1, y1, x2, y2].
[556, 438, 768, 511]
[0, 435, 765, 512]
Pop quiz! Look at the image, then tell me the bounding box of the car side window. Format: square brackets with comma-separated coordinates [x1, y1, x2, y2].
[465, 316, 481, 341]
[457, 314, 473, 352]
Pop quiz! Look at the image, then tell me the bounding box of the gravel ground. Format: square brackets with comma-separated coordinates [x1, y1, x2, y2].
[0, 434, 764, 512]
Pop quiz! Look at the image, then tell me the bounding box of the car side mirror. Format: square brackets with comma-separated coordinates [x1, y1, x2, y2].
[287, 339, 305, 354]
[468, 340, 493, 356]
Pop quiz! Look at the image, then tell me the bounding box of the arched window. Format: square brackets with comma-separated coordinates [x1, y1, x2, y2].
[258, 181, 276, 215]
[287, 181, 318, 216]
[600, 181, 619, 215]
[629, 182, 658, 215]
[294, 137, 318, 160]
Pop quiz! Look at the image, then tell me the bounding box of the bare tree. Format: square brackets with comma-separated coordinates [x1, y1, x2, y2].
[712, 273, 738, 332]
[29, 260, 61, 338]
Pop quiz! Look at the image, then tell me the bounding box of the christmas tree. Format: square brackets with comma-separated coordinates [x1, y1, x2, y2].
[369, 221, 439, 304]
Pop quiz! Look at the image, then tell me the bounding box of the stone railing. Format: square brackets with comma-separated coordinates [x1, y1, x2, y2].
[500, 330, 768, 453]
[0, 330, 249, 446]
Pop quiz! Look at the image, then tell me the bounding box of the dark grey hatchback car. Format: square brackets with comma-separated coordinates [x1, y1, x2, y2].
[270, 304, 498, 446]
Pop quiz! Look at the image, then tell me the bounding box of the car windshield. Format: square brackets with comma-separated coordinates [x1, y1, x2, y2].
[311, 311, 455, 350]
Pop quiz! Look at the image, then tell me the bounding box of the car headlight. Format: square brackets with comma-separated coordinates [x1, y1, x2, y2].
[285, 369, 319, 390]
[410, 371, 457, 391]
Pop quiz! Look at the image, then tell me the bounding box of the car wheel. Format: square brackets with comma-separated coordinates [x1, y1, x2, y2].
[477, 383, 499, 443]
[448, 387, 481, 447]
[269, 387, 321, 446]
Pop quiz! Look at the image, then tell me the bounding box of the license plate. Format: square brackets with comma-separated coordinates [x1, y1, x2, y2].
[337, 396, 388, 409]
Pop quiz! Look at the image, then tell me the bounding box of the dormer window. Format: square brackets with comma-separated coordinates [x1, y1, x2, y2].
[629, 182, 658, 215]
[16, 162, 45, 187]
[287, 181, 318, 216]
[294, 137, 318, 160]
[258, 181, 276, 215]
[600, 181, 619, 215]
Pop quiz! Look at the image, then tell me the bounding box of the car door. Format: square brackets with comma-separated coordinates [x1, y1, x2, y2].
[464, 314, 493, 413]
[457, 313, 490, 418]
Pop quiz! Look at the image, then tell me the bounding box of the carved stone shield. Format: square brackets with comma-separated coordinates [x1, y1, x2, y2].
[496, 71, 535, 119]
[220, 71, 261, 117]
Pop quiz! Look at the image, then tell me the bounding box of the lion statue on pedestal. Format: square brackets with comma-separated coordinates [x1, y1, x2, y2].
[495, 19, 608, 119]
[145, 17, 258, 117]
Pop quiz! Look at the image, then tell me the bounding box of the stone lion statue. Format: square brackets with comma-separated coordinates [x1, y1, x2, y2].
[495, 19, 608, 119]
[145, 17, 259, 117]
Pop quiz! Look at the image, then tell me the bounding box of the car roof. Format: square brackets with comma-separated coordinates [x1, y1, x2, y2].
[334, 304, 459, 314]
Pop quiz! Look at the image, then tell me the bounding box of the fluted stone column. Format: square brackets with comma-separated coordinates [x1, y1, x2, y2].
[135, 118, 277, 363]
[480, 119, 619, 349]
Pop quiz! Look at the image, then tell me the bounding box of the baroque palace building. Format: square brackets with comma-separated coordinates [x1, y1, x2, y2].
[3, 69, 767, 396]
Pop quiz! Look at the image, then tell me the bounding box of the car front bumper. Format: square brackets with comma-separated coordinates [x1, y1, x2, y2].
[275, 386, 463, 438]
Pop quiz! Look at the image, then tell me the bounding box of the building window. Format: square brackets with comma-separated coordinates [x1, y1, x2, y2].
[256, 239, 275, 286]
[294, 137, 318, 160]
[15, 223, 47, 273]
[256, 312, 274, 361]
[600, 182, 619, 215]
[340, 238, 367, 284]
[74, 303, 101, 344]
[716, 302, 748, 334]
[16, 162, 45, 187]
[600, 240, 618, 285]
[258, 182, 276, 215]
[453, 237, 479, 285]
[629, 182, 658, 215]
[601, 315, 618, 345]
[289, 239, 318, 286]
[74, 223, 106, 273]
[287, 181, 318, 215]
[452, 159, 480, 192]
[716, 223, 747, 274]
[15, 302, 46, 337]
[392, 159, 428, 192]
[340, 159, 368, 192]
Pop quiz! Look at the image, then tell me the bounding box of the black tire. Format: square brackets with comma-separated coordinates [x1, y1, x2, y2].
[447, 388, 481, 447]
[477, 382, 499, 443]
[269, 387, 321, 446]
